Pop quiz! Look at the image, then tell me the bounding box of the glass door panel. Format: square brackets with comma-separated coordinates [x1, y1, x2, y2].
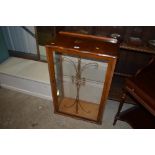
[53, 51, 108, 121]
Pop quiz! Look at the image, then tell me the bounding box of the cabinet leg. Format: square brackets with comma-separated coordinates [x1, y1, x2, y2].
[113, 90, 127, 126]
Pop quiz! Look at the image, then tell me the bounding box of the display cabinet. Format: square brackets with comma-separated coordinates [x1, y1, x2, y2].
[46, 31, 119, 124]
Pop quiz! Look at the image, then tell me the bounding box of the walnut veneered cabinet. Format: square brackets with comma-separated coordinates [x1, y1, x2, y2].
[46, 31, 119, 124]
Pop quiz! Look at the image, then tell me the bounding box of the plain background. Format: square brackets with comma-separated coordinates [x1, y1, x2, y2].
[0, 0, 155, 155]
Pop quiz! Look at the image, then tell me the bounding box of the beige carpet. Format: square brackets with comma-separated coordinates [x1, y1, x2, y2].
[0, 88, 132, 129]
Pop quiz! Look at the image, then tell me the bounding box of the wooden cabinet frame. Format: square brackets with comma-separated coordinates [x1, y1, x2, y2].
[46, 32, 119, 124]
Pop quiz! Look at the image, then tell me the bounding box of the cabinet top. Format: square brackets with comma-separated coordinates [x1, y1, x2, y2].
[46, 31, 119, 58]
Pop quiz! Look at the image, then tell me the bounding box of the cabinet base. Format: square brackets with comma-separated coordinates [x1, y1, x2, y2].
[58, 97, 99, 122]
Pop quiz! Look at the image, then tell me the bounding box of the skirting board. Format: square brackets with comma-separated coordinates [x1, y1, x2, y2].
[0, 73, 52, 101]
[0, 73, 105, 103]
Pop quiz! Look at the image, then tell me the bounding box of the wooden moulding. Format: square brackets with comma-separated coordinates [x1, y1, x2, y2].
[46, 31, 119, 124]
[59, 31, 118, 44]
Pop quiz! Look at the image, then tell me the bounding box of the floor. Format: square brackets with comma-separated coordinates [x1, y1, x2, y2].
[0, 88, 132, 129]
[0, 57, 132, 128]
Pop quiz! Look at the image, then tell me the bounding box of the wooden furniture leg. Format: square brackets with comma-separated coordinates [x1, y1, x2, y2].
[113, 89, 127, 125]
